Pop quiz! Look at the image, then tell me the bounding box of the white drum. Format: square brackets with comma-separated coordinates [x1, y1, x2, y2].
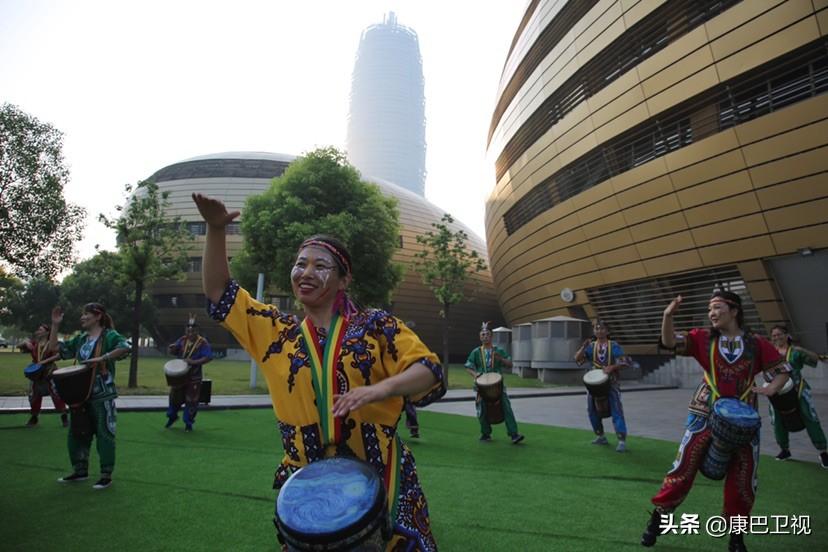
[583, 369, 609, 389]
[583, 369, 611, 418]
[763, 377, 794, 395]
[164, 359, 190, 388]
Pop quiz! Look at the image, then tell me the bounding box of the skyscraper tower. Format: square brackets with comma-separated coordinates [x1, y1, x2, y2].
[347, 12, 426, 196]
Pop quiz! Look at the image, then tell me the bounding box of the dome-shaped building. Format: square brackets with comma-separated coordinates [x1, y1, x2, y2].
[486, 0, 828, 355]
[148, 152, 501, 359]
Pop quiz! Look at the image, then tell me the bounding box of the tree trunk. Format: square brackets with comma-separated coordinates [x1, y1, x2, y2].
[442, 303, 450, 386]
[128, 279, 143, 388]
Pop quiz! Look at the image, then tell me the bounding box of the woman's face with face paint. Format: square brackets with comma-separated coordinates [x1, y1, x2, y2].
[290, 246, 347, 309]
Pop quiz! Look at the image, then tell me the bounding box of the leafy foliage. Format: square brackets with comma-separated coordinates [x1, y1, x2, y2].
[59, 250, 156, 335]
[0, 103, 86, 278]
[0, 277, 60, 334]
[414, 213, 487, 313]
[100, 180, 192, 386]
[236, 147, 402, 307]
[414, 213, 487, 365]
[100, 181, 191, 286]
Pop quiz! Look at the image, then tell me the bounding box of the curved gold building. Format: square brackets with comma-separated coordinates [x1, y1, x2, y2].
[486, 0, 828, 355]
[148, 152, 501, 359]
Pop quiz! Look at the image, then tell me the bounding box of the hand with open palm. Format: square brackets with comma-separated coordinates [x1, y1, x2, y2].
[192, 193, 240, 229]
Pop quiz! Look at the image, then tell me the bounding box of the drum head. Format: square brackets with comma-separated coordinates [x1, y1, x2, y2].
[164, 359, 189, 376]
[276, 457, 385, 544]
[583, 369, 608, 386]
[762, 378, 795, 394]
[23, 363, 43, 376]
[713, 398, 760, 428]
[52, 365, 90, 378]
[476, 372, 502, 386]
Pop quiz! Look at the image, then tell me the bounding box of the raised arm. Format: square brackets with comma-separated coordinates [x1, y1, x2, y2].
[192, 193, 240, 303]
[48, 306, 63, 356]
[661, 295, 682, 349]
[574, 338, 591, 365]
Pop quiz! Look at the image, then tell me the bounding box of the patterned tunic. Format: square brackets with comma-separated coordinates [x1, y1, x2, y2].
[676, 328, 786, 415]
[208, 280, 445, 550]
[651, 328, 788, 517]
[59, 329, 130, 402]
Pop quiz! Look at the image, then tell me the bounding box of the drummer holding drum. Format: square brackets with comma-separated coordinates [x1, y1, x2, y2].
[19, 323, 68, 428]
[574, 319, 629, 452]
[768, 325, 828, 468]
[464, 322, 525, 444]
[194, 193, 445, 551]
[640, 291, 791, 552]
[165, 315, 212, 432]
[49, 303, 130, 491]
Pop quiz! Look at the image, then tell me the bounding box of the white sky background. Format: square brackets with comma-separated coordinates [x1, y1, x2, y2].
[0, 0, 525, 264]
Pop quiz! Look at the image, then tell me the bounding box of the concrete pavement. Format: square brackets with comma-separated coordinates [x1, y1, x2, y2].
[424, 387, 828, 465]
[3, 384, 826, 464]
[0, 383, 670, 412]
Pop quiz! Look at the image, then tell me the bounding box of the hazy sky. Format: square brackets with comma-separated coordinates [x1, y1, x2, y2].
[1, 1, 525, 263]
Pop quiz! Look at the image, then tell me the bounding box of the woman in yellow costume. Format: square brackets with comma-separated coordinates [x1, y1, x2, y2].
[193, 193, 445, 551]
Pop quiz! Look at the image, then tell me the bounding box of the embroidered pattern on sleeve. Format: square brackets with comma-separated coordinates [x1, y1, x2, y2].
[206, 280, 240, 322]
[411, 357, 446, 407]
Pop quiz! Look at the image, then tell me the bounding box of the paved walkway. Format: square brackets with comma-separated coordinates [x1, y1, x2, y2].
[424, 387, 828, 465]
[0, 383, 669, 412]
[3, 385, 826, 464]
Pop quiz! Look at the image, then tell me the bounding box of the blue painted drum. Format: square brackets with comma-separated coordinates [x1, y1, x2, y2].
[700, 398, 761, 480]
[275, 457, 391, 551]
[23, 363, 46, 380]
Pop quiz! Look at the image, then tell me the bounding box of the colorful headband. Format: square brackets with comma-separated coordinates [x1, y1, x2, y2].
[299, 239, 351, 274]
[709, 297, 739, 307]
[84, 303, 105, 315]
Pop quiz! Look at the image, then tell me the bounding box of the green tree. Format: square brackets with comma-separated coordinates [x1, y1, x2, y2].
[59, 250, 157, 336]
[237, 147, 402, 307]
[100, 181, 191, 387]
[0, 277, 60, 334]
[0, 103, 86, 278]
[0, 267, 23, 319]
[414, 213, 487, 375]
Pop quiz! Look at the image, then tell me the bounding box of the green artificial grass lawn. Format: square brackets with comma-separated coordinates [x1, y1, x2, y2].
[0, 408, 824, 551]
[0, 350, 548, 395]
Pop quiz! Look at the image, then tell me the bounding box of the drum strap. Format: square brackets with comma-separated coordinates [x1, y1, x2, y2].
[182, 336, 204, 359]
[383, 435, 402, 520]
[785, 348, 806, 398]
[300, 313, 348, 446]
[36, 341, 46, 363]
[706, 339, 752, 404]
[65, 334, 106, 407]
[478, 346, 493, 372]
[78, 332, 108, 376]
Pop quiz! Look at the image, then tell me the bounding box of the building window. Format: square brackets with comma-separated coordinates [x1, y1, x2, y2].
[503, 39, 828, 235]
[186, 221, 206, 235]
[226, 222, 241, 235]
[187, 257, 202, 272]
[586, 265, 762, 345]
